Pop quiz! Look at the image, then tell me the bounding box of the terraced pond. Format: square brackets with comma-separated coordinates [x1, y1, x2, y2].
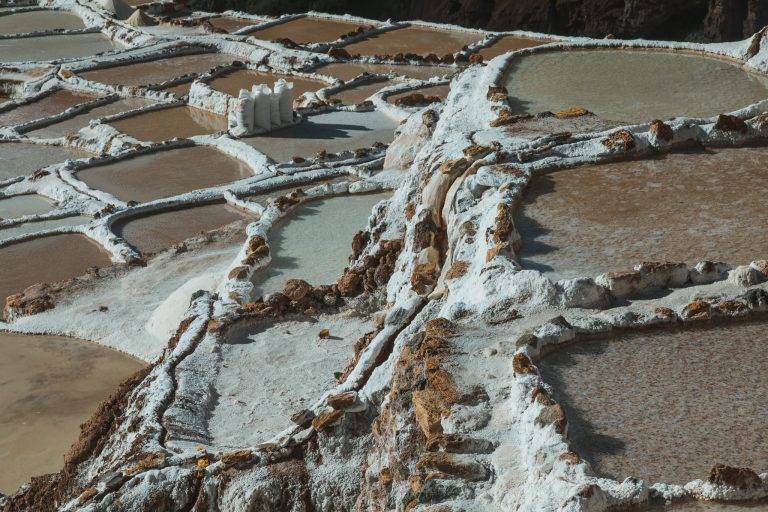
[249, 16, 367, 44]
[0, 33, 116, 62]
[0, 10, 84, 34]
[0, 142, 92, 181]
[343, 25, 484, 57]
[108, 105, 227, 141]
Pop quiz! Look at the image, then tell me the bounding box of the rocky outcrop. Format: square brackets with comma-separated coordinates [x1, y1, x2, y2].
[191, 0, 768, 41]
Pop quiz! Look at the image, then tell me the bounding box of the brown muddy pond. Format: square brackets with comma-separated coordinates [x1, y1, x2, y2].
[478, 35, 550, 60]
[207, 68, 326, 98]
[0, 233, 111, 303]
[0, 10, 84, 34]
[516, 148, 768, 280]
[108, 105, 227, 141]
[77, 146, 252, 203]
[538, 321, 768, 485]
[0, 89, 97, 127]
[250, 16, 366, 44]
[504, 50, 768, 123]
[251, 192, 390, 297]
[316, 62, 455, 82]
[330, 80, 394, 104]
[650, 501, 768, 511]
[244, 110, 397, 163]
[0, 332, 143, 494]
[26, 97, 156, 138]
[112, 202, 251, 254]
[0, 143, 92, 181]
[343, 26, 484, 57]
[0, 194, 52, 219]
[0, 33, 116, 62]
[208, 16, 259, 33]
[79, 53, 237, 87]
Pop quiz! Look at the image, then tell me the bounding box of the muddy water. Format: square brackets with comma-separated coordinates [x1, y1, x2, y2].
[244, 110, 397, 163]
[651, 501, 768, 511]
[0, 89, 97, 127]
[79, 53, 236, 87]
[0, 143, 91, 181]
[0, 215, 91, 241]
[108, 105, 227, 141]
[516, 148, 768, 280]
[250, 16, 365, 44]
[0, 333, 143, 494]
[344, 26, 484, 57]
[331, 80, 394, 104]
[77, 146, 252, 203]
[208, 68, 326, 98]
[317, 62, 454, 81]
[504, 50, 768, 123]
[0, 234, 111, 303]
[0, 33, 115, 62]
[0, 10, 84, 34]
[539, 322, 768, 485]
[478, 35, 550, 60]
[0, 194, 52, 219]
[251, 192, 390, 297]
[387, 84, 451, 104]
[112, 202, 251, 254]
[27, 97, 155, 138]
[208, 16, 258, 33]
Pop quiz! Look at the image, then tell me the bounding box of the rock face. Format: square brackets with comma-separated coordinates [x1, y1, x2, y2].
[191, 0, 768, 41]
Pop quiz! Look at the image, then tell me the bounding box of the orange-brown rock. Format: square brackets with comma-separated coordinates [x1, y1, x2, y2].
[445, 260, 470, 279]
[327, 391, 357, 410]
[5, 289, 54, 320]
[649, 119, 674, 141]
[378, 468, 393, 487]
[493, 203, 514, 243]
[535, 403, 567, 434]
[394, 92, 441, 107]
[247, 236, 269, 257]
[221, 450, 253, 467]
[416, 453, 489, 481]
[716, 300, 747, 314]
[228, 266, 249, 280]
[411, 262, 438, 294]
[413, 389, 445, 436]
[337, 272, 362, 297]
[682, 300, 711, 319]
[559, 451, 580, 464]
[714, 114, 748, 133]
[554, 107, 591, 118]
[601, 129, 636, 150]
[468, 53, 484, 64]
[77, 487, 98, 504]
[512, 352, 537, 375]
[125, 452, 166, 475]
[327, 47, 351, 59]
[282, 279, 313, 302]
[707, 463, 761, 489]
[462, 144, 492, 158]
[490, 109, 533, 127]
[318, 328, 331, 339]
[312, 409, 343, 431]
[653, 307, 676, 318]
[437, 158, 471, 175]
[486, 242, 510, 262]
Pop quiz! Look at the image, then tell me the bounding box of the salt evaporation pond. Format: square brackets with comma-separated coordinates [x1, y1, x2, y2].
[249, 16, 366, 44]
[0, 89, 97, 127]
[0, 234, 111, 303]
[331, 80, 394, 104]
[344, 26, 484, 57]
[77, 146, 252, 203]
[27, 97, 156, 138]
[478, 35, 550, 59]
[0, 33, 115, 62]
[208, 16, 259, 33]
[79, 53, 237, 87]
[208, 68, 326, 98]
[317, 62, 454, 81]
[112, 202, 251, 254]
[0, 194, 52, 219]
[0, 332, 143, 494]
[108, 105, 227, 141]
[538, 321, 768, 485]
[0, 142, 91, 181]
[244, 110, 397, 163]
[0, 10, 84, 34]
[516, 148, 768, 280]
[504, 50, 768, 123]
[0, 216, 91, 242]
[251, 192, 390, 298]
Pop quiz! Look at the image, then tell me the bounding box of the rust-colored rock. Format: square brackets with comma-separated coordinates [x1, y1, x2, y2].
[707, 463, 761, 489]
[468, 53, 484, 64]
[714, 114, 748, 133]
[493, 203, 514, 243]
[554, 107, 591, 118]
[653, 307, 676, 318]
[221, 449, 253, 467]
[413, 389, 445, 436]
[411, 262, 438, 294]
[682, 300, 711, 319]
[327, 47, 351, 59]
[228, 266, 249, 280]
[559, 451, 580, 464]
[337, 272, 362, 297]
[512, 352, 537, 375]
[394, 92, 442, 107]
[378, 467, 393, 487]
[437, 158, 471, 175]
[601, 129, 636, 150]
[327, 391, 357, 410]
[486, 242, 510, 262]
[282, 279, 313, 302]
[445, 260, 470, 279]
[716, 299, 747, 314]
[535, 403, 567, 434]
[490, 109, 533, 127]
[649, 119, 674, 141]
[318, 328, 331, 339]
[291, 408, 315, 428]
[416, 453, 489, 481]
[312, 409, 343, 431]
